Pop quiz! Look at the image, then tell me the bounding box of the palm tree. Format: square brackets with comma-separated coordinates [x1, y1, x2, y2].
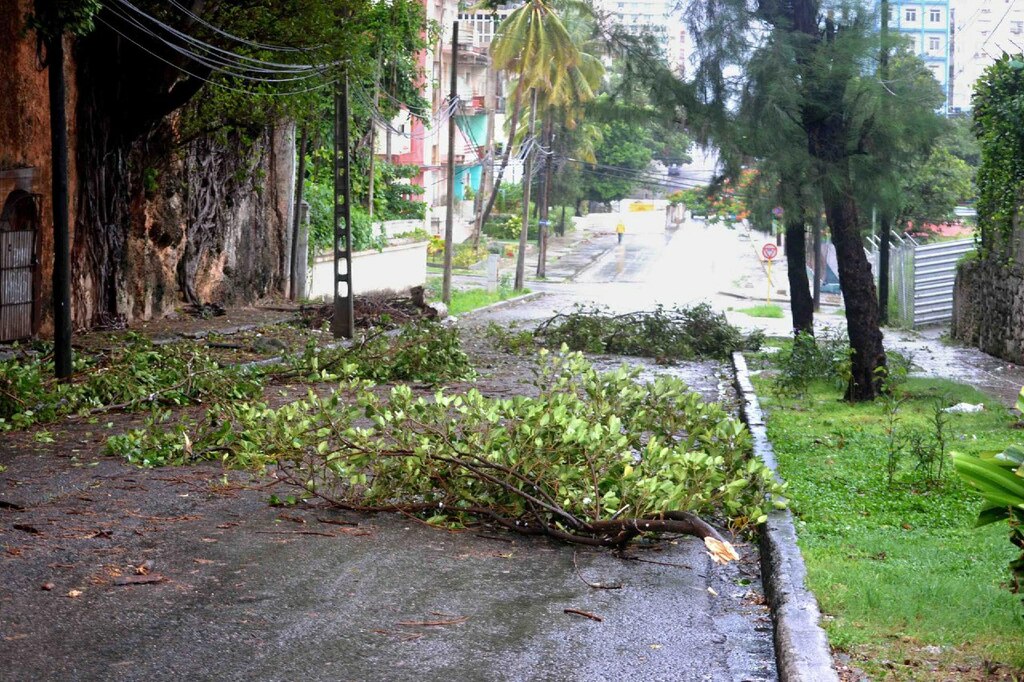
[475, 0, 579, 242]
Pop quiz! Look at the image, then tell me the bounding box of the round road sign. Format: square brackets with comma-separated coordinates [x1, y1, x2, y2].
[761, 243, 778, 261]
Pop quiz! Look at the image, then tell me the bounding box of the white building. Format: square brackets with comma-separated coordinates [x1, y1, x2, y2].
[950, 0, 1024, 113]
[594, 0, 686, 73]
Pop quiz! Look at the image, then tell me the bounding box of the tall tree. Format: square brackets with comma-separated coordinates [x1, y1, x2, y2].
[687, 0, 942, 400]
[477, 0, 580, 235]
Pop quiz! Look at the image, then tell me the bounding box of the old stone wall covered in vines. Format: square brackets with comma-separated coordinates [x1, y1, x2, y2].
[1, 5, 296, 333]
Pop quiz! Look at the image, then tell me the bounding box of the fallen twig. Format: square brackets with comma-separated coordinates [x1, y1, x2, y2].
[397, 615, 469, 627]
[254, 530, 336, 538]
[563, 608, 603, 622]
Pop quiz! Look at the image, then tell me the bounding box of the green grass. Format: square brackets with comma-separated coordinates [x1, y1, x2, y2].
[425, 278, 530, 315]
[755, 374, 1024, 679]
[737, 303, 784, 318]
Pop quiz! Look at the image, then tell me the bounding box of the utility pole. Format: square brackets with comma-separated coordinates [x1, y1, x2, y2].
[473, 26, 498, 248]
[878, 0, 891, 324]
[332, 76, 355, 339]
[536, 111, 553, 278]
[812, 213, 822, 312]
[45, 19, 72, 379]
[442, 21, 459, 305]
[290, 126, 308, 301]
[367, 53, 382, 219]
[515, 88, 538, 291]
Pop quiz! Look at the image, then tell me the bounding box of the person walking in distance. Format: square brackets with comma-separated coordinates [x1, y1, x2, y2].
[616, 220, 625, 244]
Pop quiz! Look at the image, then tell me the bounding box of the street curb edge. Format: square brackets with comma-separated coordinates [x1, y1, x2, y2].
[732, 352, 839, 682]
[453, 291, 545, 319]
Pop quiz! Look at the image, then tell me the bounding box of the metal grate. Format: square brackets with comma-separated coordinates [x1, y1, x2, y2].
[0, 192, 41, 342]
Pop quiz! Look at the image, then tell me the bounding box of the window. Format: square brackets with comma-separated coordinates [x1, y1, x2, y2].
[928, 36, 941, 52]
[1012, 20, 1024, 35]
[905, 8, 917, 22]
[929, 8, 942, 23]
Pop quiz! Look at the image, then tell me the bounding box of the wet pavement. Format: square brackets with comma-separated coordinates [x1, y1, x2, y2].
[1, 223, 781, 680]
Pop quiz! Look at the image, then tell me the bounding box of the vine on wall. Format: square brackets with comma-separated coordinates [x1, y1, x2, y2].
[973, 54, 1024, 257]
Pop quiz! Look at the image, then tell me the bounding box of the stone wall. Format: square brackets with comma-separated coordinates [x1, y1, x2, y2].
[1, 4, 296, 334]
[952, 256, 1024, 363]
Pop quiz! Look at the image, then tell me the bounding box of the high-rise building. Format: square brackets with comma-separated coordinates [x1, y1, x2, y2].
[881, 1, 953, 112]
[949, 0, 1024, 113]
[594, 0, 686, 73]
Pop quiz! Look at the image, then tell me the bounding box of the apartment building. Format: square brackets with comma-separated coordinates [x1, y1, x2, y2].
[881, 0, 953, 112]
[594, 0, 686, 73]
[950, 0, 1024, 112]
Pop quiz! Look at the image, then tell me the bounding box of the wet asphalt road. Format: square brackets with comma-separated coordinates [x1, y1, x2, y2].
[0, 215, 782, 681]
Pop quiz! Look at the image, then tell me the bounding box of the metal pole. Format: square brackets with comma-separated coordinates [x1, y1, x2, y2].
[878, 0, 891, 324]
[332, 77, 354, 338]
[47, 28, 72, 379]
[290, 126, 308, 301]
[442, 21, 459, 305]
[515, 88, 537, 291]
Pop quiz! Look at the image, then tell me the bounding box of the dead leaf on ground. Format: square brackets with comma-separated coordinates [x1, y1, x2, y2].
[67, 589, 83, 598]
[113, 574, 168, 586]
[704, 537, 740, 565]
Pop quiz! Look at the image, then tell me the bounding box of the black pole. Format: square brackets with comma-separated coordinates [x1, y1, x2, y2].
[878, 0, 891, 324]
[442, 21, 459, 304]
[46, 28, 72, 379]
[290, 126, 308, 301]
[332, 78, 354, 339]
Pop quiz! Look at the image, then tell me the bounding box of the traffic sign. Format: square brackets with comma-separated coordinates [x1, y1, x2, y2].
[761, 243, 778, 261]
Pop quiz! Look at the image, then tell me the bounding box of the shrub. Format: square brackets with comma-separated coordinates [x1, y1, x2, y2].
[109, 349, 784, 547]
[535, 304, 762, 361]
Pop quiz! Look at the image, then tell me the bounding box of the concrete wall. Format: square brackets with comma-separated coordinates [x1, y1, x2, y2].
[951, 256, 1024, 363]
[307, 240, 428, 300]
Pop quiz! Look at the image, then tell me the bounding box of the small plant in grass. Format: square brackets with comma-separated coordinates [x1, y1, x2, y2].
[881, 391, 905, 486]
[737, 304, 784, 318]
[108, 349, 785, 555]
[771, 330, 853, 397]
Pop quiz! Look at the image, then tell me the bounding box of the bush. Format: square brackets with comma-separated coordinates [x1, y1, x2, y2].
[305, 179, 388, 257]
[110, 349, 784, 544]
[535, 304, 762, 361]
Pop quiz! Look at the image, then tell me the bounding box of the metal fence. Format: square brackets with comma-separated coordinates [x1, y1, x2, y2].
[867, 234, 974, 328]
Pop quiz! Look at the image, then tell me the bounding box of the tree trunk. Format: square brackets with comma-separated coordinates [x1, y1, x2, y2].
[785, 219, 814, 334]
[825, 183, 886, 401]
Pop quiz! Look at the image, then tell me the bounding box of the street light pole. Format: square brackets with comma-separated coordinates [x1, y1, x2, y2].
[442, 21, 459, 305]
[45, 21, 73, 379]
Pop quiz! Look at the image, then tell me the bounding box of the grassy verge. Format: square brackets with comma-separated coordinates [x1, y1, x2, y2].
[426, 278, 530, 315]
[737, 303, 784, 318]
[754, 374, 1024, 679]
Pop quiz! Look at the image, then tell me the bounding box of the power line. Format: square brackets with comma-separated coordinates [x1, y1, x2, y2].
[95, 15, 337, 97]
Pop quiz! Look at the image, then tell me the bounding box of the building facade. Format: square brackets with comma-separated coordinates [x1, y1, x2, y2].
[882, 0, 953, 112]
[949, 0, 1024, 113]
[594, 0, 686, 73]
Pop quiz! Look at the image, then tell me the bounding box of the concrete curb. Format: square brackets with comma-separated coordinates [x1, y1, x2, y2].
[732, 352, 839, 682]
